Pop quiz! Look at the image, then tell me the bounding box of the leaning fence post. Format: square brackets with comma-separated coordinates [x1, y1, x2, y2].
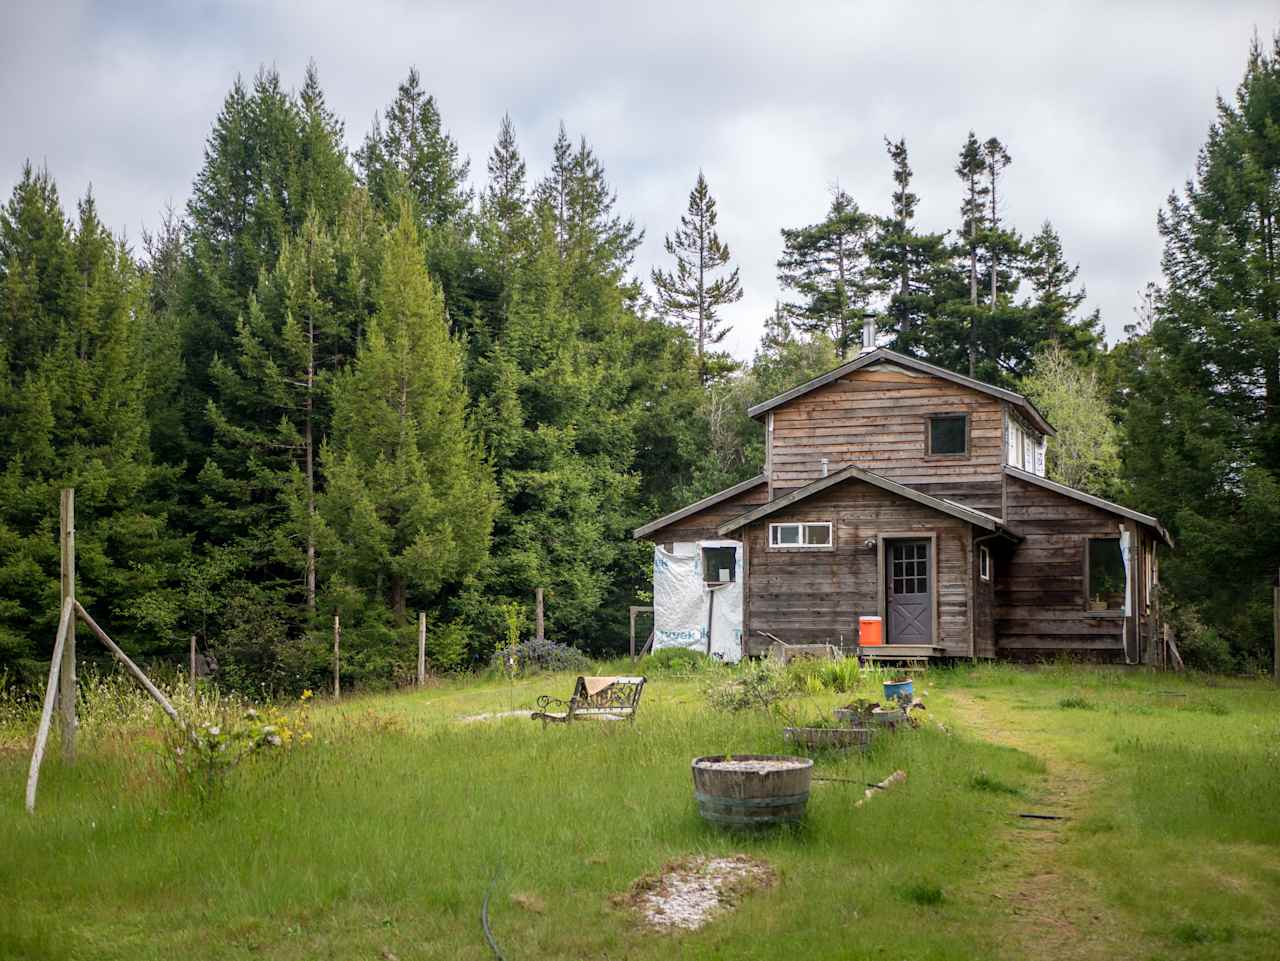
[58, 488, 76, 761]
[333, 613, 341, 700]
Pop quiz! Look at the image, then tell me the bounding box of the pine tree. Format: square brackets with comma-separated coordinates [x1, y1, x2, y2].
[1023, 221, 1102, 357]
[777, 188, 875, 359]
[355, 68, 472, 230]
[867, 138, 951, 355]
[650, 172, 742, 383]
[0, 173, 184, 673]
[534, 124, 641, 279]
[478, 114, 530, 281]
[1117, 33, 1280, 664]
[322, 206, 495, 622]
[955, 132, 989, 376]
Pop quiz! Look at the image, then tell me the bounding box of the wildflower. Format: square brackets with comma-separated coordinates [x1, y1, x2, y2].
[301, 732, 313, 743]
[209, 726, 221, 737]
[300, 689, 313, 702]
[267, 734, 282, 747]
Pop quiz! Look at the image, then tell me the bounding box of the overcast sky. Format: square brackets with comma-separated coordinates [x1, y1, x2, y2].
[3, 1, 1276, 358]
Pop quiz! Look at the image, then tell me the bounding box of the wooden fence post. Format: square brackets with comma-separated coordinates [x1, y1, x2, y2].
[1273, 569, 1279, 683]
[189, 635, 197, 701]
[417, 611, 426, 687]
[58, 489, 76, 761]
[536, 588, 544, 644]
[333, 613, 341, 701]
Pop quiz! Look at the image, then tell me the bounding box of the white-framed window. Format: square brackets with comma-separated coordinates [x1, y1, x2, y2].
[979, 545, 991, 582]
[769, 521, 832, 548]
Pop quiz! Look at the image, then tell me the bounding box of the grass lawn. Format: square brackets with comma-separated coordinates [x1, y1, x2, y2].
[1, 662, 1278, 960]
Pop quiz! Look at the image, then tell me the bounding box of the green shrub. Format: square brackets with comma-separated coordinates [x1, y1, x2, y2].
[428, 621, 470, 673]
[705, 660, 786, 712]
[642, 648, 717, 674]
[899, 882, 945, 906]
[1059, 695, 1094, 710]
[968, 771, 1021, 796]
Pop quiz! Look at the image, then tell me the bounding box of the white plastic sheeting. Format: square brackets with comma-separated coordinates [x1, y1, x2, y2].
[652, 540, 744, 662]
[1119, 526, 1133, 617]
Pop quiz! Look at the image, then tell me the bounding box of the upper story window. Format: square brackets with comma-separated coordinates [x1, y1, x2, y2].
[1007, 414, 1046, 475]
[769, 522, 832, 549]
[928, 414, 968, 456]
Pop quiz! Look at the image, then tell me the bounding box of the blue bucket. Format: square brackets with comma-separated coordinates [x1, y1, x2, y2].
[883, 678, 913, 702]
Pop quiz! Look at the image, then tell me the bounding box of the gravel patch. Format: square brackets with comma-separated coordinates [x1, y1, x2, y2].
[617, 855, 776, 931]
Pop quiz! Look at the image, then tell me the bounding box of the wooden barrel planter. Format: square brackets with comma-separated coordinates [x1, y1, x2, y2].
[783, 726, 873, 752]
[691, 755, 813, 828]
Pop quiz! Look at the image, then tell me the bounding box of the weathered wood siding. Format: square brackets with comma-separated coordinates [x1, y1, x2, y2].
[646, 480, 769, 547]
[997, 475, 1127, 658]
[767, 362, 1006, 515]
[973, 543, 996, 659]
[740, 478, 973, 656]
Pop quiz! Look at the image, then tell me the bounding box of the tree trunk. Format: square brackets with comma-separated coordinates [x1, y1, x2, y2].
[304, 313, 316, 613]
[969, 173, 979, 378]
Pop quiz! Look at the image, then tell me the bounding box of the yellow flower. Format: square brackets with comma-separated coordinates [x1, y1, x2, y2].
[300, 689, 314, 702]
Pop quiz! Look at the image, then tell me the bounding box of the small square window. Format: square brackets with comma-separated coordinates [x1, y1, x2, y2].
[979, 545, 991, 581]
[929, 414, 968, 455]
[702, 546, 736, 584]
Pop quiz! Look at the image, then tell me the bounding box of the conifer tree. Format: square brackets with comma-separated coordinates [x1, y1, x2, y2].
[777, 188, 875, 359]
[355, 68, 472, 230]
[650, 172, 742, 383]
[0, 171, 184, 672]
[867, 138, 952, 355]
[322, 207, 495, 621]
[955, 132, 989, 376]
[478, 114, 530, 281]
[1117, 33, 1280, 663]
[1023, 221, 1102, 357]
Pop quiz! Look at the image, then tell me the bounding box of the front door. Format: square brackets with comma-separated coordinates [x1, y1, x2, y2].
[887, 539, 933, 645]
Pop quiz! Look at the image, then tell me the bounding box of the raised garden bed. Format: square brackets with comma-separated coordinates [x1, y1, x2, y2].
[783, 725, 874, 752]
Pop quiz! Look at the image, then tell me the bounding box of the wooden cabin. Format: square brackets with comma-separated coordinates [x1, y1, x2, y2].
[634, 346, 1171, 664]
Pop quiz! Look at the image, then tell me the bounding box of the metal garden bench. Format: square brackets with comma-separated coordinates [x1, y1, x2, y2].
[530, 675, 646, 725]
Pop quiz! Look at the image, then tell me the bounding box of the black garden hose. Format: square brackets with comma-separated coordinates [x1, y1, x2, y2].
[481, 865, 508, 961]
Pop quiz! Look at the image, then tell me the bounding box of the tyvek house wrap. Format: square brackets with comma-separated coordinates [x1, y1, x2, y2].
[652, 541, 743, 663]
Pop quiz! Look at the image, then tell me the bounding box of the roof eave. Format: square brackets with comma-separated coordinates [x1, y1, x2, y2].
[745, 348, 1056, 436]
[632, 474, 767, 540]
[1003, 466, 1173, 548]
[718, 464, 1006, 537]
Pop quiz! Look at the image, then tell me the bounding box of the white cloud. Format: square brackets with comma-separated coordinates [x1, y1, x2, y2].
[3, 0, 1276, 355]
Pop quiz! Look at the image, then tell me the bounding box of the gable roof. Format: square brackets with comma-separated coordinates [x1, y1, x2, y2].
[718, 464, 1016, 537]
[1004, 466, 1174, 547]
[746, 348, 1055, 436]
[632, 474, 767, 539]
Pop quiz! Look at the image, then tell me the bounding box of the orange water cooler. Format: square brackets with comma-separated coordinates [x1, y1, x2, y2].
[858, 615, 883, 647]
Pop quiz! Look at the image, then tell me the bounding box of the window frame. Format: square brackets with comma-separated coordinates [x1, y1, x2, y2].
[926, 412, 970, 458]
[1083, 536, 1126, 615]
[701, 545, 737, 585]
[768, 521, 834, 551]
[979, 545, 991, 582]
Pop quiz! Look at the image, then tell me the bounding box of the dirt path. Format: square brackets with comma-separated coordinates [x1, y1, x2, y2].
[945, 692, 1145, 961]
